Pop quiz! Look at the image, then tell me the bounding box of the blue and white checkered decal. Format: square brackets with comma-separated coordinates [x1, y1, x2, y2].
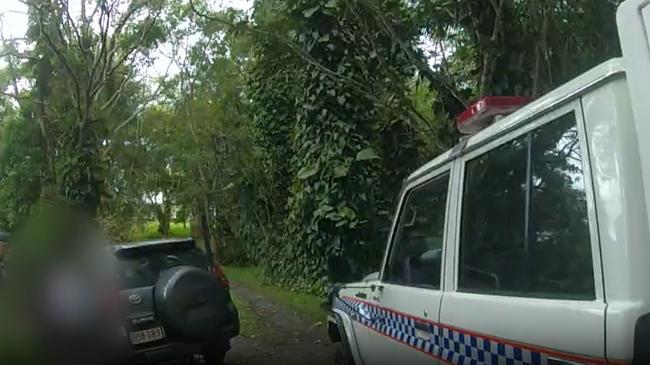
[334, 296, 604, 365]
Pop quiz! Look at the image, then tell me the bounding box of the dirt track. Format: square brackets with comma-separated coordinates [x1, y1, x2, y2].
[224, 282, 336, 365]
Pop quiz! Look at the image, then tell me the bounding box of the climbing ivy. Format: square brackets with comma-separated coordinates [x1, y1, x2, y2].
[247, 0, 426, 292]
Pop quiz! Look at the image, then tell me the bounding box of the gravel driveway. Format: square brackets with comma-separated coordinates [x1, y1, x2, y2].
[224, 282, 336, 365]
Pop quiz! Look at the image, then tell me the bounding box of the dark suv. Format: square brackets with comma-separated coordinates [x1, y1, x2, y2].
[111, 238, 239, 364]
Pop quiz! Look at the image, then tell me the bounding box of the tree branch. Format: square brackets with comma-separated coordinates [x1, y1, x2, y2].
[108, 56, 174, 142]
[1, 91, 26, 102]
[0, 49, 38, 60]
[89, 2, 110, 98]
[357, 0, 468, 106]
[94, 2, 140, 99]
[92, 12, 161, 101]
[58, 0, 86, 58]
[479, 0, 505, 96]
[31, 1, 83, 120]
[188, 0, 374, 96]
[99, 69, 134, 111]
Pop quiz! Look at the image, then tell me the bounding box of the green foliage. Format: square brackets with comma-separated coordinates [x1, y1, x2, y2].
[127, 221, 191, 241]
[245, 0, 427, 293]
[238, 0, 622, 294]
[413, 0, 622, 98]
[0, 110, 44, 230]
[223, 265, 328, 324]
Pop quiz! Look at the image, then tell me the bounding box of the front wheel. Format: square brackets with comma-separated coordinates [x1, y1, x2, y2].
[334, 343, 353, 365]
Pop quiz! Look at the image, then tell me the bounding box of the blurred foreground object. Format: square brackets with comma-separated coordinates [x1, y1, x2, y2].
[0, 207, 128, 365]
[0, 231, 9, 284]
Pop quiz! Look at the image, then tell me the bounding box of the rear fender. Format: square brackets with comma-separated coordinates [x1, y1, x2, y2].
[329, 308, 364, 365]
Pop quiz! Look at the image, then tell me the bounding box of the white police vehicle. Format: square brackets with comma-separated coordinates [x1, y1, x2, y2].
[328, 1, 650, 364]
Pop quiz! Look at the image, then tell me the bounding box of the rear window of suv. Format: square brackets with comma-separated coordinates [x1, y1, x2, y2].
[115, 245, 209, 289]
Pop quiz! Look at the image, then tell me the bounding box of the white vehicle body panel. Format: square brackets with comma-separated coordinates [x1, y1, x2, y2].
[440, 100, 607, 363]
[331, 1, 650, 364]
[617, 0, 650, 237]
[331, 307, 366, 365]
[439, 292, 606, 360]
[583, 75, 648, 363]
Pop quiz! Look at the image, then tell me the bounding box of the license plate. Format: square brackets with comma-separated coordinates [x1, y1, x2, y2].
[129, 327, 165, 345]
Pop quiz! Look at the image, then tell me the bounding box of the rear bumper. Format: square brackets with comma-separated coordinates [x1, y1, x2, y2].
[129, 334, 234, 364]
[130, 341, 203, 364]
[129, 300, 239, 364]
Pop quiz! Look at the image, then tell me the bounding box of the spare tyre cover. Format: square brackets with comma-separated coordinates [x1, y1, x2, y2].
[155, 266, 228, 339]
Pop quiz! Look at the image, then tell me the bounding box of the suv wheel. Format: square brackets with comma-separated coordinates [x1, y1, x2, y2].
[202, 347, 227, 365]
[189, 340, 229, 365]
[189, 348, 226, 365]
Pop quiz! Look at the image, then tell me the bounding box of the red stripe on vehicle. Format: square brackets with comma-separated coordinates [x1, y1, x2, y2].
[342, 295, 608, 365]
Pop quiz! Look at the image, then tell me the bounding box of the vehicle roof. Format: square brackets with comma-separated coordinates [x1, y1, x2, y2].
[110, 237, 195, 254]
[408, 58, 625, 182]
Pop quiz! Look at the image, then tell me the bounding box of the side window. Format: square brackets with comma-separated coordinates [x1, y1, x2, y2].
[458, 136, 528, 293]
[459, 112, 595, 300]
[384, 173, 450, 289]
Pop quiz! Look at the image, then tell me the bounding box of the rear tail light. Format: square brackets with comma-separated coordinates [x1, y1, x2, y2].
[212, 265, 230, 290]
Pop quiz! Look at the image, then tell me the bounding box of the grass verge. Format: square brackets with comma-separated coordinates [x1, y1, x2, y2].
[128, 221, 191, 241]
[223, 266, 328, 324]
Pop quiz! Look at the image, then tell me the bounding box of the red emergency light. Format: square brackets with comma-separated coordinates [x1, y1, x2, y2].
[456, 96, 532, 135]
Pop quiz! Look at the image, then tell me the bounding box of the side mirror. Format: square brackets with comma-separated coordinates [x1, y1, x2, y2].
[363, 271, 379, 282]
[326, 283, 342, 307]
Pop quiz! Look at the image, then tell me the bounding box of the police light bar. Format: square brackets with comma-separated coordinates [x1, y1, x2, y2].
[456, 96, 532, 135]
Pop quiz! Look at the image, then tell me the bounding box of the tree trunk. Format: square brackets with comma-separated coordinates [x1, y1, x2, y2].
[199, 198, 214, 262]
[157, 213, 170, 236]
[34, 51, 58, 201]
[157, 192, 171, 236]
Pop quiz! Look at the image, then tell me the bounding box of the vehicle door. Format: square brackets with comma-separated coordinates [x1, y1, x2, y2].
[361, 166, 453, 365]
[440, 102, 607, 365]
